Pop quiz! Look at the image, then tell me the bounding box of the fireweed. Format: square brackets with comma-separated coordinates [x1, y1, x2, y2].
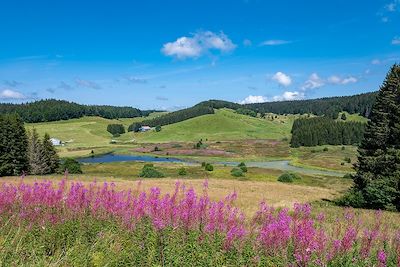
[0, 179, 399, 266]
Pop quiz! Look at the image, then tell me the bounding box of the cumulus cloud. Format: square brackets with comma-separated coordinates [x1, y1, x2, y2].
[239, 91, 304, 104]
[75, 79, 102, 89]
[273, 91, 305, 101]
[260, 40, 291, 46]
[327, 75, 358, 85]
[239, 95, 268, 104]
[392, 37, 400, 45]
[272, 72, 292, 87]
[0, 89, 26, 100]
[301, 73, 325, 90]
[161, 31, 236, 59]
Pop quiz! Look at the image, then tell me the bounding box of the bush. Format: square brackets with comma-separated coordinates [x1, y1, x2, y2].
[344, 157, 351, 163]
[237, 162, 247, 172]
[341, 146, 346, 150]
[336, 189, 366, 208]
[107, 124, 125, 135]
[231, 168, 244, 177]
[139, 164, 164, 178]
[323, 147, 329, 152]
[127, 122, 142, 132]
[363, 179, 399, 210]
[277, 172, 301, 183]
[155, 125, 162, 132]
[154, 146, 161, 152]
[205, 163, 213, 172]
[178, 167, 187, 176]
[59, 158, 82, 174]
[201, 162, 206, 167]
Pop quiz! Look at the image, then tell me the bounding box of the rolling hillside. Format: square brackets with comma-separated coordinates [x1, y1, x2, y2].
[130, 109, 295, 142]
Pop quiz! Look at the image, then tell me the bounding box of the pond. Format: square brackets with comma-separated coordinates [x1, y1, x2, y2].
[79, 154, 345, 177]
[78, 154, 186, 164]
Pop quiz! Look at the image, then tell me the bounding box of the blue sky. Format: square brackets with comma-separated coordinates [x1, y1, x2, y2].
[0, 0, 399, 110]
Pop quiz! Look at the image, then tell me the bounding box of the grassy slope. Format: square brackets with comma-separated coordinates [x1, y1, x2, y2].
[336, 111, 369, 123]
[25, 112, 166, 157]
[130, 109, 295, 142]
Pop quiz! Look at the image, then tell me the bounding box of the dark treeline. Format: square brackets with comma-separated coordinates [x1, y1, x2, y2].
[290, 117, 365, 147]
[195, 100, 242, 110]
[0, 99, 142, 123]
[245, 92, 377, 118]
[128, 106, 214, 130]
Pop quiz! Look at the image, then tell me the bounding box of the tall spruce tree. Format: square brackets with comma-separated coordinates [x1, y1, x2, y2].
[351, 64, 400, 211]
[0, 114, 29, 176]
[42, 133, 60, 174]
[28, 129, 47, 175]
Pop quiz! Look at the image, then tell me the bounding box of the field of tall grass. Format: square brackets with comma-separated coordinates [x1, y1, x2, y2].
[0, 178, 399, 266]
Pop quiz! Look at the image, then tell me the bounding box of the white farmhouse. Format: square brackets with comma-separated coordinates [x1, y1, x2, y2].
[50, 138, 62, 146]
[139, 126, 152, 132]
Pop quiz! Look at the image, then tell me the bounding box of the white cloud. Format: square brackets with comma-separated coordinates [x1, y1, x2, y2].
[162, 31, 236, 59]
[272, 71, 292, 87]
[392, 37, 400, 45]
[341, 77, 358, 84]
[327, 75, 358, 85]
[239, 95, 268, 104]
[301, 73, 325, 90]
[273, 91, 304, 101]
[260, 40, 291, 46]
[385, 2, 397, 11]
[0, 89, 26, 99]
[371, 59, 381, 65]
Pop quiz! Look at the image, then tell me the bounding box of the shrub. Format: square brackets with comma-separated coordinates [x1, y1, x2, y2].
[237, 162, 248, 172]
[139, 164, 164, 178]
[277, 172, 301, 183]
[107, 124, 125, 135]
[363, 179, 399, 210]
[323, 147, 329, 152]
[178, 167, 187, 176]
[344, 157, 351, 163]
[155, 125, 162, 132]
[336, 189, 366, 208]
[154, 146, 161, 152]
[205, 163, 213, 172]
[343, 173, 352, 179]
[59, 158, 82, 174]
[201, 162, 206, 167]
[231, 168, 244, 177]
[341, 146, 346, 150]
[127, 122, 142, 132]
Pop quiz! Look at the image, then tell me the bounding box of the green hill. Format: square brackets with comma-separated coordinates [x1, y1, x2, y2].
[130, 109, 295, 142]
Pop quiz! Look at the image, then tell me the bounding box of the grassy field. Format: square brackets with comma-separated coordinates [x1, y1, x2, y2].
[129, 109, 295, 142]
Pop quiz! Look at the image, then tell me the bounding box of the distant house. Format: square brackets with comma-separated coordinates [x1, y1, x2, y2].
[50, 138, 62, 146]
[139, 126, 152, 132]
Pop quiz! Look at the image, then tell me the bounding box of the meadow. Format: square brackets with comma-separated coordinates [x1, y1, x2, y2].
[0, 177, 399, 266]
[5, 108, 400, 266]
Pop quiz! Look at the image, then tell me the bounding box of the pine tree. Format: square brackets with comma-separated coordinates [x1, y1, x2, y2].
[42, 133, 60, 174]
[28, 129, 47, 175]
[0, 114, 29, 176]
[351, 64, 400, 210]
